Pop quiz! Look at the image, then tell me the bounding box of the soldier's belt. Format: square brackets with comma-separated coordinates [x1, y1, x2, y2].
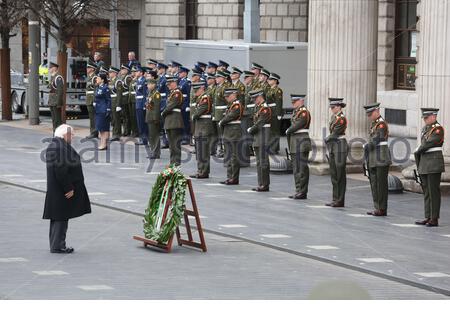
[378, 141, 388, 146]
[425, 147, 443, 153]
[200, 114, 212, 119]
[294, 129, 309, 134]
[228, 120, 241, 125]
[131, 92, 136, 95]
[215, 105, 227, 109]
[182, 94, 188, 98]
[111, 94, 117, 98]
[172, 108, 181, 113]
[190, 103, 196, 107]
[246, 104, 255, 108]
[337, 135, 346, 139]
[268, 103, 276, 107]
[186, 108, 191, 112]
[86, 91, 94, 94]
[136, 96, 144, 99]
[263, 124, 271, 128]
[122, 92, 129, 96]
[160, 93, 166, 97]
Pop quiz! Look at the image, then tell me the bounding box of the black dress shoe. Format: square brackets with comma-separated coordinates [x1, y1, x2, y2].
[426, 220, 439, 227]
[371, 209, 387, 216]
[255, 186, 269, 192]
[289, 193, 307, 200]
[190, 174, 209, 179]
[224, 179, 239, 185]
[220, 180, 229, 184]
[330, 201, 344, 208]
[51, 247, 74, 254]
[325, 201, 335, 206]
[415, 219, 430, 225]
[161, 145, 169, 149]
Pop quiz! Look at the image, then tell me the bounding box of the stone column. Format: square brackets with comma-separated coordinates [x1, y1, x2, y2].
[307, 0, 378, 172]
[416, 0, 450, 175]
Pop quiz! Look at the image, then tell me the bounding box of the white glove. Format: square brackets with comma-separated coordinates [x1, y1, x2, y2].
[285, 130, 289, 135]
[93, 103, 96, 107]
[186, 107, 191, 112]
[277, 116, 282, 120]
[116, 107, 122, 112]
[247, 128, 251, 133]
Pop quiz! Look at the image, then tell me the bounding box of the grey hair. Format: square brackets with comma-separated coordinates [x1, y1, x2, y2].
[54, 124, 74, 138]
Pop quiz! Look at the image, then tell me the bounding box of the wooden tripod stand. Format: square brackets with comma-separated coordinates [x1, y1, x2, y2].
[133, 179, 207, 253]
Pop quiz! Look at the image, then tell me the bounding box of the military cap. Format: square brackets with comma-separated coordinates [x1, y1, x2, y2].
[99, 66, 109, 74]
[197, 61, 207, 69]
[146, 58, 158, 65]
[260, 69, 270, 77]
[141, 66, 150, 73]
[328, 97, 346, 108]
[249, 89, 264, 98]
[208, 61, 218, 68]
[268, 72, 281, 81]
[222, 69, 231, 76]
[120, 64, 131, 71]
[148, 70, 158, 78]
[179, 66, 189, 74]
[218, 60, 229, 69]
[87, 62, 97, 69]
[231, 66, 243, 74]
[216, 70, 228, 78]
[109, 66, 120, 73]
[363, 102, 381, 113]
[148, 78, 157, 84]
[251, 62, 263, 70]
[131, 65, 142, 72]
[166, 75, 178, 83]
[243, 70, 255, 78]
[421, 108, 439, 118]
[291, 94, 306, 101]
[49, 62, 59, 68]
[171, 60, 182, 68]
[206, 73, 216, 79]
[192, 81, 206, 89]
[224, 88, 238, 96]
[157, 62, 168, 70]
[191, 68, 203, 76]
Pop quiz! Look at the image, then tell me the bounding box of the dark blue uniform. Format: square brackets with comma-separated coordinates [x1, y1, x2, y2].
[179, 76, 191, 143]
[94, 84, 111, 132]
[135, 75, 149, 144]
[158, 74, 169, 147]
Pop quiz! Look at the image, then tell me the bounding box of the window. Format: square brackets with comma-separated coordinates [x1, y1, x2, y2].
[184, 0, 198, 40]
[394, 0, 418, 90]
[385, 108, 407, 126]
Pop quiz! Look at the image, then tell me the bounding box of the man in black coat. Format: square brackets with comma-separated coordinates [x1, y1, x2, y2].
[43, 124, 91, 253]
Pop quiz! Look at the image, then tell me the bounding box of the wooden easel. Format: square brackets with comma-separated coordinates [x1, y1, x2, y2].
[133, 179, 207, 253]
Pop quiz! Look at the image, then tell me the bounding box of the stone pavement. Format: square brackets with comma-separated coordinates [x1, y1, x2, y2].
[0, 118, 449, 299]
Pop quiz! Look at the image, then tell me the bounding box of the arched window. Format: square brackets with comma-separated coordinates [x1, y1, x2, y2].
[394, 0, 418, 90]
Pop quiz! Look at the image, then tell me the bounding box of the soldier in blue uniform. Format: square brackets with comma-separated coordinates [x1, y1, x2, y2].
[206, 61, 218, 78]
[134, 66, 149, 145]
[157, 62, 169, 148]
[218, 60, 229, 72]
[170, 60, 182, 76]
[178, 66, 192, 145]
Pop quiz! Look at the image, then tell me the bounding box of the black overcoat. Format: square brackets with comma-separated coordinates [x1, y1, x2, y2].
[43, 137, 91, 220]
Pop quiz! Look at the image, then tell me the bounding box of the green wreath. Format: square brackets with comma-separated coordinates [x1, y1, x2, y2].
[143, 165, 187, 243]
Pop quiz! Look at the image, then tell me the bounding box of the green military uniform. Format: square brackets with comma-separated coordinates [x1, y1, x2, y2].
[145, 86, 161, 158]
[213, 78, 229, 156]
[286, 102, 311, 198]
[192, 93, 214, 177]
[48, 73, 64, 131]
[325, 99, 348, 206]
[85, 72, 98, 137]
[205, 82, 217, 155]
[219, 95, 243, 183]
[364, 104, 392, 216]
[119, 73, 132, 136]
[109, 74, 123, 139]
[241, 76, 260, 157]
[128, 77, 139, 137]
[248, 99, 272, 190]
[162, 86, 184, 165]
[414, 108, 445, 226]
[231, 79, 246, 105]
[266, 84, 283, 154]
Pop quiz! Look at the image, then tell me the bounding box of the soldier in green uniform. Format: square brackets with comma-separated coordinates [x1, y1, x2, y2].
[251, 62, 263, 80]
[325, 98, 348, 207]
[145, 79, 161, 159]
[258, 69, 270, 95]
[219, 88, 243, 185]
[363, 103, 392, 216]
[205, 73, 217, 156]
[190, 81, 213, 179]
[248, 89, 272, 192]
[188, 68, 203, 149]
[119, 64, 132, 136]
[286, 94, 311, 200]
[414, 108, 445, 227]
[213, 71, 229, 158]
[108, 67, 123, 141]
[85, 62, 98, 139]
[128, 66, 139, 138]
[162, 76, 184, 166]
[47, 62, 64, 132]
[266, 73, 283, 154]
[230, 67, 245, 104]
[242, 70, 258, 157]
